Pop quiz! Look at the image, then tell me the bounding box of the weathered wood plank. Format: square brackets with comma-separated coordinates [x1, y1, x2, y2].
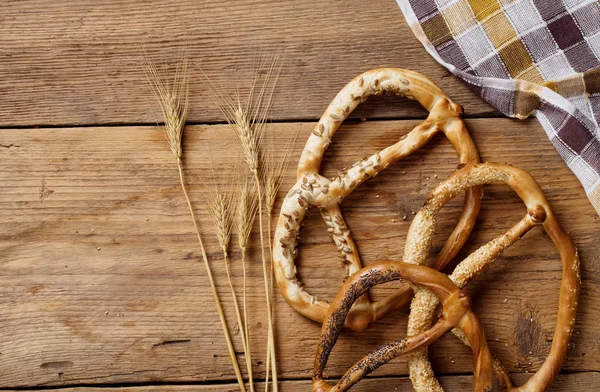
[2, 373, 599, 391]
[0, 0, 496, 127]
[0, 118, 597, 387]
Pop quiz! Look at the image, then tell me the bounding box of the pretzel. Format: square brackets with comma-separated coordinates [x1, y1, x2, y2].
[273, 68, 482, 332]
[311, 261, 493, 392]
[403, 163, 580, 392]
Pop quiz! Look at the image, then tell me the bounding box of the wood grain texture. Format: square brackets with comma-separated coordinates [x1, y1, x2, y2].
[0, 118, 597, 388]
[0, 0, 497, 127]
[2, 373, 599, 391]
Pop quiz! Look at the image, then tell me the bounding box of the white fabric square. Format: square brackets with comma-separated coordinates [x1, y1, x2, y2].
[435, 0, 460, 11]
[455, 25, 494, 65]
[553, 135, 577, 164]
[563, 0, 595, 11]
[568, 155, 599, 191]
[571, 96, 595, 123]
[504, 0, 544, 34]
[537, 53, 575, 80]
[497, 0, 519, 6]
[587, 32, 600, 60]
[573, 2, 600, 36]
[537, 111, 559, 138]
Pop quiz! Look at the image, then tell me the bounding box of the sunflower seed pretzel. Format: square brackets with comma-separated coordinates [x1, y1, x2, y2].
[312, 261, 493, 392]
[404, 163, 580, 392]
[273, 68, 481, 332]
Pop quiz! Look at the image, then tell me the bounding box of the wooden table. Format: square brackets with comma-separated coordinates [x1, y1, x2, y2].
[1, 1, 598, 391]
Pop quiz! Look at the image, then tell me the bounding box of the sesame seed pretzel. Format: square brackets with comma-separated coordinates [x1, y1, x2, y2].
[312, 261, 493, 392]
[403, 163, 580, 392]
[273, 68, 482, 332]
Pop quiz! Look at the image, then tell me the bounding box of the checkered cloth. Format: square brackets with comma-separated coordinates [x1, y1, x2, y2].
[397, 0, 600, 215]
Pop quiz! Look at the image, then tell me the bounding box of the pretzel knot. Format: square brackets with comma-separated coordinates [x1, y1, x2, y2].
[405, 163, 580, 392]
[273, 68, 482, 332]
[312, 163, 580, 392]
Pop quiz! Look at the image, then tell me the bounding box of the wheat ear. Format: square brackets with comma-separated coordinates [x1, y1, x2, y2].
[143, 50, 246, 391]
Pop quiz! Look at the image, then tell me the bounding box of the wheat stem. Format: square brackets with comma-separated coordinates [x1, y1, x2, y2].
[241, 248, 253, 391]
[265, 208, 277, 392]
[265, 213, 276, 392]
[253, 174, 278, 392]
[235, 172, 258, 392]
[177, 158, 246, 392]
[222, 247, 254, 392]
[263, 129, 296, 392]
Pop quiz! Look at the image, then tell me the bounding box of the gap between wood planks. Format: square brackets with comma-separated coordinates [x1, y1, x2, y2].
[1, 372, 599, 391]
[0, 111, 507, 131]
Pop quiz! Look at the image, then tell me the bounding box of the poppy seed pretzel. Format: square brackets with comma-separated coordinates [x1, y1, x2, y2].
[404, 163, 580, 392]
[312, 261, 493, 392]
[273, 68, 482, 332]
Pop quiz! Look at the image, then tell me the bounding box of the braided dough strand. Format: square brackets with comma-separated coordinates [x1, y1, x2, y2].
[312, 261, 493, 392]
[405, 163, 580, 392]
[274, 68, 481, 332]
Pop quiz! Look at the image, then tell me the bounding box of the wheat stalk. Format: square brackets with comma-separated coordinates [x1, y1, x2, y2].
[201, 166, 255, 391]
[143, 49, 246, 392]
[206, 50, 283, 391]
